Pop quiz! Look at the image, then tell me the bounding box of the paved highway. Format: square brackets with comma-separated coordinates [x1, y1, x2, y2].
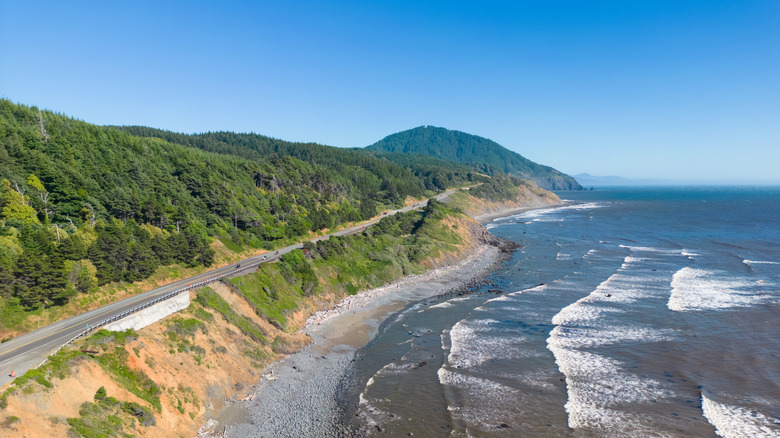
[0, 188, 462, 388]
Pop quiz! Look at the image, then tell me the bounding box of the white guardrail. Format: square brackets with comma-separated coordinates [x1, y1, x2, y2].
[34, 261, 262, 369]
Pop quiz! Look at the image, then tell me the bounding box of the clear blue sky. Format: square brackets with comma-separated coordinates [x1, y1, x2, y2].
[1, 1, 778, 182]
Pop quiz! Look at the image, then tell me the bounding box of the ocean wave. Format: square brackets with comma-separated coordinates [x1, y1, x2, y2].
[668, 267, 769, 312]
[743, 259, 780, 266]
[546, 346, 677, 429]
[425, 301, 454, 310]
[448, 318, 540, 368]
[506, 202, 605, 222]
[701, 395, 780, 438]
[549, 325, 677, 349]
[437, 367, 525, 432]
[420, 295, 472, 312]
[546, 252, 688, 434]
[618, 244, 684, 255]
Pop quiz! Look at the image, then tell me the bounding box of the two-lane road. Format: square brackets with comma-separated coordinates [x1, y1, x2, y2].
[0, 188, 465, 388]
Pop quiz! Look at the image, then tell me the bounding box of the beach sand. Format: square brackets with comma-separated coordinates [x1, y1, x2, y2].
[200, 244, 504, 437]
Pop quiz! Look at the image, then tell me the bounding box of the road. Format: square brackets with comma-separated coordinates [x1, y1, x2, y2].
[0, 188, 462, 388]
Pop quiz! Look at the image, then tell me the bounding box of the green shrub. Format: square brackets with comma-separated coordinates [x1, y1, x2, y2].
[94, 386, 107, 402]
[167, 317, 206, 338]
[193, 307, 214, 322]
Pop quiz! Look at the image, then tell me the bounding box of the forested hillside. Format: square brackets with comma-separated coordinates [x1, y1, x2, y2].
[118, 127, 483, 194]
[366, 125, 582, 190]
[0, 101, 470, 316]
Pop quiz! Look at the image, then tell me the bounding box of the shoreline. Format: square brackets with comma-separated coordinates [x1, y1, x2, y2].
[200, 242, 507, 437]
[472, 200, 565, 223]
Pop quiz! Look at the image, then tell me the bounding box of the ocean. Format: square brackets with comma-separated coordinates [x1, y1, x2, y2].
[346, 186, 780, 437]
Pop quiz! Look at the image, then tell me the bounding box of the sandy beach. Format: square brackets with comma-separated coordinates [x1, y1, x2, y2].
[198, 243, 505, 437]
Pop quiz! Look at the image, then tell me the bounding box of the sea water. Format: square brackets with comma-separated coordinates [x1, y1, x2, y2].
[346, 187, 780, 437]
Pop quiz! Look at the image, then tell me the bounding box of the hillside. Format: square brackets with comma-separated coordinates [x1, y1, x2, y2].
[118, 127, 482, 195]
[0, 100, 471, 330]
[366, 125, 582, 190]
[447, 175, 561, 220]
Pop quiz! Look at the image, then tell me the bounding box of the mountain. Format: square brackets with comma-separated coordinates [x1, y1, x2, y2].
[366, 126, 582, 190]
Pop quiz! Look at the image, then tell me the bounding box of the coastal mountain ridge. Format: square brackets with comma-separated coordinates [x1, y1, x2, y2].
[366, 125, 583, 191]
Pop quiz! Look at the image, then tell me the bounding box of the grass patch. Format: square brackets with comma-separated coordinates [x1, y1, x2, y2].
[84, 329, 162, 411]
[68, 388, 155, 437]
[195, 288, 267, 343]
[228, 264, 305, 329]
[217, 236, 244, 253]
[1, 415, 20, 428]
[166, 317, 207, 339]
[192, 307, 214, 322]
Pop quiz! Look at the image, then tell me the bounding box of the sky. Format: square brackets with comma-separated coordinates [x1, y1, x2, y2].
[1, 0, 778, 183]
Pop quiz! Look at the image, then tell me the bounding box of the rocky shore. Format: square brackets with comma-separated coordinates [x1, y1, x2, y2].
[207, 242, 511, 438]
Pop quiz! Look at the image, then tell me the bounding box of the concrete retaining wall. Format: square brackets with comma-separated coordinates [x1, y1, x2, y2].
[103, 291, 190, 332]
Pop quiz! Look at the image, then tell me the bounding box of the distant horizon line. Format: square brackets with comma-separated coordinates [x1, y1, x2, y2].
[572, 173, 780, 187]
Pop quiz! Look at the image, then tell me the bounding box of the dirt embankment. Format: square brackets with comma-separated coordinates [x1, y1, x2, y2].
[448, 184, 561, 221]
[1, 279, 312, 437]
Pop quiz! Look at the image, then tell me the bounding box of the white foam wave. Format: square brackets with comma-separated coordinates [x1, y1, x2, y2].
[426, 301, 453, 310]
[547, 254, 686, 433]
[547, 343, 677, 430]
[506, 202, 605, 222]
[438, 367, 526, 432]
[619, 244, 683, 255]
[422, 295, 472, 311]
[448, 318, 537, 368]
[744, 259, 780, 266]
[668, 267, 768, 312]
[507, 283, 549, 296]
[702, 395, 780, 438]
[552, 300, 614, 326]
[549, 325, 676, 349]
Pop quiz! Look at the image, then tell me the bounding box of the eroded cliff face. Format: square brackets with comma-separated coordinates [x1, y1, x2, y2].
[447, 184, 561, 221]
[1, 281, 313, 438]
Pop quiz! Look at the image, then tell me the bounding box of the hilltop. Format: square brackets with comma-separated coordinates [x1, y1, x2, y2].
[366, 125, 582, 190]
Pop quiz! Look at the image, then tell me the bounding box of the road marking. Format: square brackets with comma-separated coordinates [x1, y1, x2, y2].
[0, 288, 180, 357]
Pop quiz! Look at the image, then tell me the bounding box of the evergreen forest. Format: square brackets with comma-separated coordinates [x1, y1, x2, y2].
[366, 125, 583, 190]
[0, 100, 484, 317]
